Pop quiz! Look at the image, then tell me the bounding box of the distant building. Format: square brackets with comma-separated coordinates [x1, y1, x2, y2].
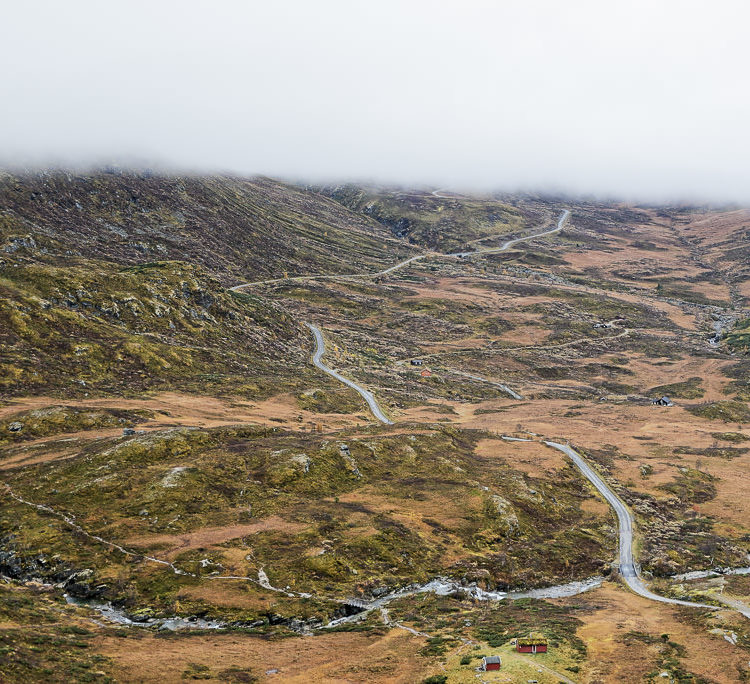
[410, 359, 424, 366]
[420, 369, 432, 377]
[516, 633, 548, 654]
[652, 396, 673, 406]
[482, 655, 502, 671]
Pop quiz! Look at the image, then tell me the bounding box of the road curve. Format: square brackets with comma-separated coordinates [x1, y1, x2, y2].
[230, 254, 430, 290]
[448, 209, 570, 258]
[544, 441, 717, 610]
[231, 210, 569, 290]
[306, 323, 393, 425]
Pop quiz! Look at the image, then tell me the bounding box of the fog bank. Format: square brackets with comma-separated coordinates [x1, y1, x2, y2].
[2, 1, 749, 202]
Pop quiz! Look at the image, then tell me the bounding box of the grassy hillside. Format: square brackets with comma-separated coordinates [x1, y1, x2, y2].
[2, 177, 750, 682]
[0, 172, 414, 285]
[727, 317, 750, 353]
[0, 255, 311, 397]
[0, 172, 426, 398]
[317, 184, 531, 252]
[0, 423, 615, 623]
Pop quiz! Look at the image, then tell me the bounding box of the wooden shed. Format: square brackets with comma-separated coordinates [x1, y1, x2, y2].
[516, 632, 548, 654]
[482, 655, 501, 671]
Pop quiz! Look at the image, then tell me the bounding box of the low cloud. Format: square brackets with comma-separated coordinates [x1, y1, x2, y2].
[2, 0, 749, 202]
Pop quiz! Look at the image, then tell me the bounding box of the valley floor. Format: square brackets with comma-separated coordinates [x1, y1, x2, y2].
[2, 184, 750, 682]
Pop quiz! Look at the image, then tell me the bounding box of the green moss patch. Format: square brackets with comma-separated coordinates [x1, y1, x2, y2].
[686, 401, 750, 423]
[0, 405, 153, 445]
[647, 377, 704, 400]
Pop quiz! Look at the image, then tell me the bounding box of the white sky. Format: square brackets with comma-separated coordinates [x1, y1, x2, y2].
[2, 0, 749, 200]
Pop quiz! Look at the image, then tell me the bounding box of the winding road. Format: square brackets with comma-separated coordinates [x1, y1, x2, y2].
[231, 210, 569, 290]
[544, 441, 717, 610]
[441, 368, 523, 400]
[297, 206, 729, 613]
[447, 208, 569, 258]
[278, 206, 743, 618]
[302, 327, 720, 610]
[306, 323, 393, 424]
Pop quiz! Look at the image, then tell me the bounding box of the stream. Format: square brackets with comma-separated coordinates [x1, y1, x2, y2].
[65, 575, 605, 632]
[670, 564, 750, 582]
[324, 575, 605, 629]
[64, 594, 228, 630]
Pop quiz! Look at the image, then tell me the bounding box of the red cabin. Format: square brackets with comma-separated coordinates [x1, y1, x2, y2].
[516, 633, 548, 654]
[482, 655, 501, 671]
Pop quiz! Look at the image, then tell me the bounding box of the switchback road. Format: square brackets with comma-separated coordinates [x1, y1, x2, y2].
[447, 209, 569, 258]
[306, 323, 393, 425]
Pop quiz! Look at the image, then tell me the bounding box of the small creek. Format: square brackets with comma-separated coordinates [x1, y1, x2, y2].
[325, 575, 605, 628]
[64, 595, 227, 631]
[66, 575, 605, 632]
[670, 565, 750, 582]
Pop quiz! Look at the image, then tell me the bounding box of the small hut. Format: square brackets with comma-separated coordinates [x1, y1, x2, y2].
[652, 396, 673, 407]
[481, 655, 502, 671]
[516, 632, 548, 654]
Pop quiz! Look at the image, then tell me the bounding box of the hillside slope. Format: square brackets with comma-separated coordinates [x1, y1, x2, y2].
[0, 256, 311, 397]
[0, 172, 414, 285]
[317, 183, 532, 252]
[0, 172, 422, 398]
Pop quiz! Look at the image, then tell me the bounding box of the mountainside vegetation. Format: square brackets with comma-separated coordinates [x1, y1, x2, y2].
[0, 172, 422, 399]
[0, 256, 310, 397]
[317, 183, 533, 252]
[0, 171, 412, 285]
[1, 175, 750, 683]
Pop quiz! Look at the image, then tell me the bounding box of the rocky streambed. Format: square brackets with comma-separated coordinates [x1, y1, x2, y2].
[63, 575, 606, 633]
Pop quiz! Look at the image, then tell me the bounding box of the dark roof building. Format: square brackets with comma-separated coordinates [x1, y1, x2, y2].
[482, 655, 501, 671]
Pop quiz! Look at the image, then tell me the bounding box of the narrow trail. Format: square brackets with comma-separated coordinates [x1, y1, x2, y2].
[397, 328, 633, 365]
[230, 254, 430, 290]
[439, 368, 523, 400]
[3, 483, 318, 599]
[503, 651, 577, 684]
[430, 188, 468, 199]
[3, 484, 191, 578]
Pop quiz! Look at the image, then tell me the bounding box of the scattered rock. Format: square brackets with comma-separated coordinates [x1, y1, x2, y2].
[161, 466, 188, 487]
[491, 495, 520, 536]
[2, 235, 37, 253]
